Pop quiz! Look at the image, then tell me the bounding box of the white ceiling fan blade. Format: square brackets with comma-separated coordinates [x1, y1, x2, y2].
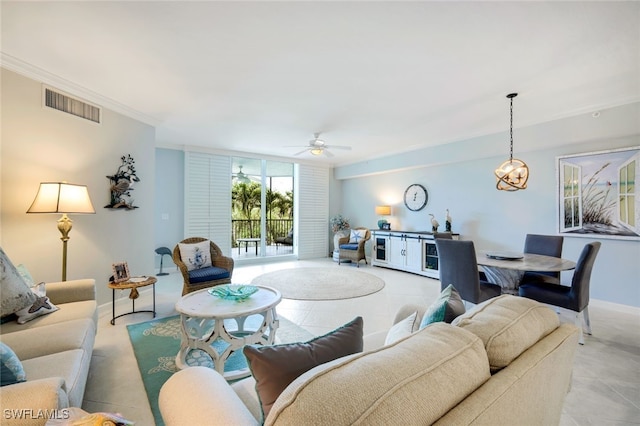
[324, 149, 334, 158]
[294, 148, 310, 156]
[327, 145, 351, 150]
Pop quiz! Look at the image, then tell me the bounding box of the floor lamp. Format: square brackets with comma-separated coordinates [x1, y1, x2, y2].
[27, 182, 95, 281]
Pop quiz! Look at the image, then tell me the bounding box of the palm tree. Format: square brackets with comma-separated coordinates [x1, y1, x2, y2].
[273, 191, 293, 218]
[232, 182, 261, 237]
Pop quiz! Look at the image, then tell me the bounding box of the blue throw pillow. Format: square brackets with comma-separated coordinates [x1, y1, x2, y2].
[339, 243, 359, 250]
[0, 342, 26, 387]
[419, 284, 465, 329]
[188, 266, 231, 284]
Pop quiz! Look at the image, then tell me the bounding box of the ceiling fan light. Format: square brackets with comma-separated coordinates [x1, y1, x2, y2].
[310, 148, 324, 156]
[234, 165, 251, 183]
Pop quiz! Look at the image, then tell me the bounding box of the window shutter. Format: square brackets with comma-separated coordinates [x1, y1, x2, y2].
[184, 152, 232, 255]
[297, 164, 329, 259]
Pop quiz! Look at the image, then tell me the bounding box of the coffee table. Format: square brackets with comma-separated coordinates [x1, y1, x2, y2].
[174, 285, 281, 380]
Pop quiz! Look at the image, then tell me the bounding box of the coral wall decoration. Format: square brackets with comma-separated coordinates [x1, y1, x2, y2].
[105, 154, 140, 210]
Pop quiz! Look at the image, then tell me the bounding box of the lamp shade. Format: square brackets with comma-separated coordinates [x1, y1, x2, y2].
[27, 182, 95, 214]
[375, 205, 391, 215]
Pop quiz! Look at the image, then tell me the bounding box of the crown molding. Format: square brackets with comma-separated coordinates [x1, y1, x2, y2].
[1, 52, 160, 127]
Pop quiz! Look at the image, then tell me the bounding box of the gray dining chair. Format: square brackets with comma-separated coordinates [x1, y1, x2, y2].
[433, 232, 453, 240]
[519, 241, 601, 345]
[435, 239, 502, 305]
[521, 234, 564, 283]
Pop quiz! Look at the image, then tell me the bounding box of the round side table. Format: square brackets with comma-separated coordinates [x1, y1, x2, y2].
[108, 276, 157, 325]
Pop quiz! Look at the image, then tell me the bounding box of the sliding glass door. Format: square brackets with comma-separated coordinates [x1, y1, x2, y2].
[231, 157, 294, 260]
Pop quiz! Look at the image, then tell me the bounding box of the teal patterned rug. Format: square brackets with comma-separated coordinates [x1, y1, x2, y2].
[126, 314, 314, 426]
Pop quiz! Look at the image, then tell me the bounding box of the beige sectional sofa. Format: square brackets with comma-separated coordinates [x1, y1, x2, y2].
[0, 279, 98, 425]
[159, 295, 580, 425]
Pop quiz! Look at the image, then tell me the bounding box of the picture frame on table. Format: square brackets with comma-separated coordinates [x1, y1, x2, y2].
[112, 262, 131, 283]
[556, 146, 640, 240]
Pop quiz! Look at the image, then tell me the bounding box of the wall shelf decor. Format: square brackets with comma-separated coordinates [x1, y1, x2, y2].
[105, 154, 140, 210]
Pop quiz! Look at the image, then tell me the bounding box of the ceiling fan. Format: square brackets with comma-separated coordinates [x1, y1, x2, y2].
[232, 165, 251, 184]
[288, 133, 352, 157]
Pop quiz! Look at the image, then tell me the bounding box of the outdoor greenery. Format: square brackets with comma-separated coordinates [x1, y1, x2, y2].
[232, 182, 293, 243]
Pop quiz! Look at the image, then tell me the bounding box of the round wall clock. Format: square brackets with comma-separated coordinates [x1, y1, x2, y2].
[404, 184, 428, 211]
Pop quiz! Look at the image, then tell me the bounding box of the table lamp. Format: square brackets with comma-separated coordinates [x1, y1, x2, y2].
[375, 205, 391, 229]
[27, 182, 95, 281]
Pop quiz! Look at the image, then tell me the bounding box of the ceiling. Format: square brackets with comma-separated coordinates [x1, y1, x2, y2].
[2, 1, 639, 167]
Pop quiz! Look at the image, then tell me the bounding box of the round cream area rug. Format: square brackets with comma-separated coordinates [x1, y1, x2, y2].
[250, 267, 385, 300]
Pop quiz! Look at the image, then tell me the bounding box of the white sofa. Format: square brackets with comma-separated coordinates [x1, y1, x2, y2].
[0, 279, 97, 425]
[159, 295, 580, 425]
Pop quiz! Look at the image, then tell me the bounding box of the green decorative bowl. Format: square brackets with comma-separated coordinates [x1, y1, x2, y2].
[208, 284, 259, 301]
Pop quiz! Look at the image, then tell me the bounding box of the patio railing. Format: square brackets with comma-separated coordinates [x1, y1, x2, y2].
[232, 219, 293, 246]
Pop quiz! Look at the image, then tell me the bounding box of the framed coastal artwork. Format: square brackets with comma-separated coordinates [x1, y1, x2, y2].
[557, 146, 640, 240]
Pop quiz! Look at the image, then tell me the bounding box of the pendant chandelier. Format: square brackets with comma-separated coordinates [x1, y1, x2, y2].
[495, 93, 529, 191]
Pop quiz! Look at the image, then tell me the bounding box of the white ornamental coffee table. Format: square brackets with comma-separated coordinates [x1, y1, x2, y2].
[175, 285, 281, 380]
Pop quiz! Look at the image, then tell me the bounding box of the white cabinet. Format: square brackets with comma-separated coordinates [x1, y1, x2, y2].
[388, 234, 423, 273]
[372, 234, 391, 264]
[372, 230, 459, 279]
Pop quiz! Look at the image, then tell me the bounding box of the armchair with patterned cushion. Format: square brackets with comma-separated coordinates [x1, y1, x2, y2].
[338, 227, 371, 267]
[173, 237, 234, 295]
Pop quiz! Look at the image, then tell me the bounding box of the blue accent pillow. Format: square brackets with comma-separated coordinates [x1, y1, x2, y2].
[188, 266, 231, 284]
[419, 284, 465, 329]
[1, 342, 26, 387]
[339, 243, 359, 250]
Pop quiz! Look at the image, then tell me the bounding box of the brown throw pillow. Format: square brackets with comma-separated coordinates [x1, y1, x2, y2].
[244, 316, 364, 420]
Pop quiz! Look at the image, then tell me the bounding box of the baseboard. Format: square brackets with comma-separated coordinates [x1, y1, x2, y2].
[590, 298, 640, 315]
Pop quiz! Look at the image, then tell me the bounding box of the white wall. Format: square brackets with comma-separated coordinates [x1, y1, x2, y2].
[1, 69, 156, 305]
[336, 104, 640, 307]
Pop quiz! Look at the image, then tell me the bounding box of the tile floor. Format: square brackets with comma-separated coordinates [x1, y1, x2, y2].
[84, 258, 640, 425]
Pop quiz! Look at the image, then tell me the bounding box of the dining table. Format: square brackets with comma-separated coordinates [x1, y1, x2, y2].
[476, 251, 577, 295]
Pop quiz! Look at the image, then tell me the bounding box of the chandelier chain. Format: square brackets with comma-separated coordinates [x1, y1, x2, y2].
[509, 96, 514, 162]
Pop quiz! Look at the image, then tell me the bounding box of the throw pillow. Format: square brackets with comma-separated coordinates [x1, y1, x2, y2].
[1, 247, 37, 318]
[349, 229, 367, 244]
[0, 342, 26, 387]
[384, 311, 418, 345]
[419, 284, 465, 329]
[16, 264, 34, 287]
[15, 282, 59, 324]
[244, 316, 364, 420]
[178, 241, 213, 271]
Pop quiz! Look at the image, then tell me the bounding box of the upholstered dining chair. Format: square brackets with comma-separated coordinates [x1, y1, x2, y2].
[521, 234, 564, 283]
[435, 239, 502, 305]
[519, 241, 601, 345]
[338, 227, 371, 267]
[433, 232, 453, 240]
[173, 237, 234, 295]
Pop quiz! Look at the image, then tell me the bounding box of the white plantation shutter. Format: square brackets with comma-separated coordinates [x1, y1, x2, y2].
[184, 152, 232, 256]
[296, 164, 329, 259]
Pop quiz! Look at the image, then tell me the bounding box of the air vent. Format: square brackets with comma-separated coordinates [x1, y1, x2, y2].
[43, 86, 101, 124]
